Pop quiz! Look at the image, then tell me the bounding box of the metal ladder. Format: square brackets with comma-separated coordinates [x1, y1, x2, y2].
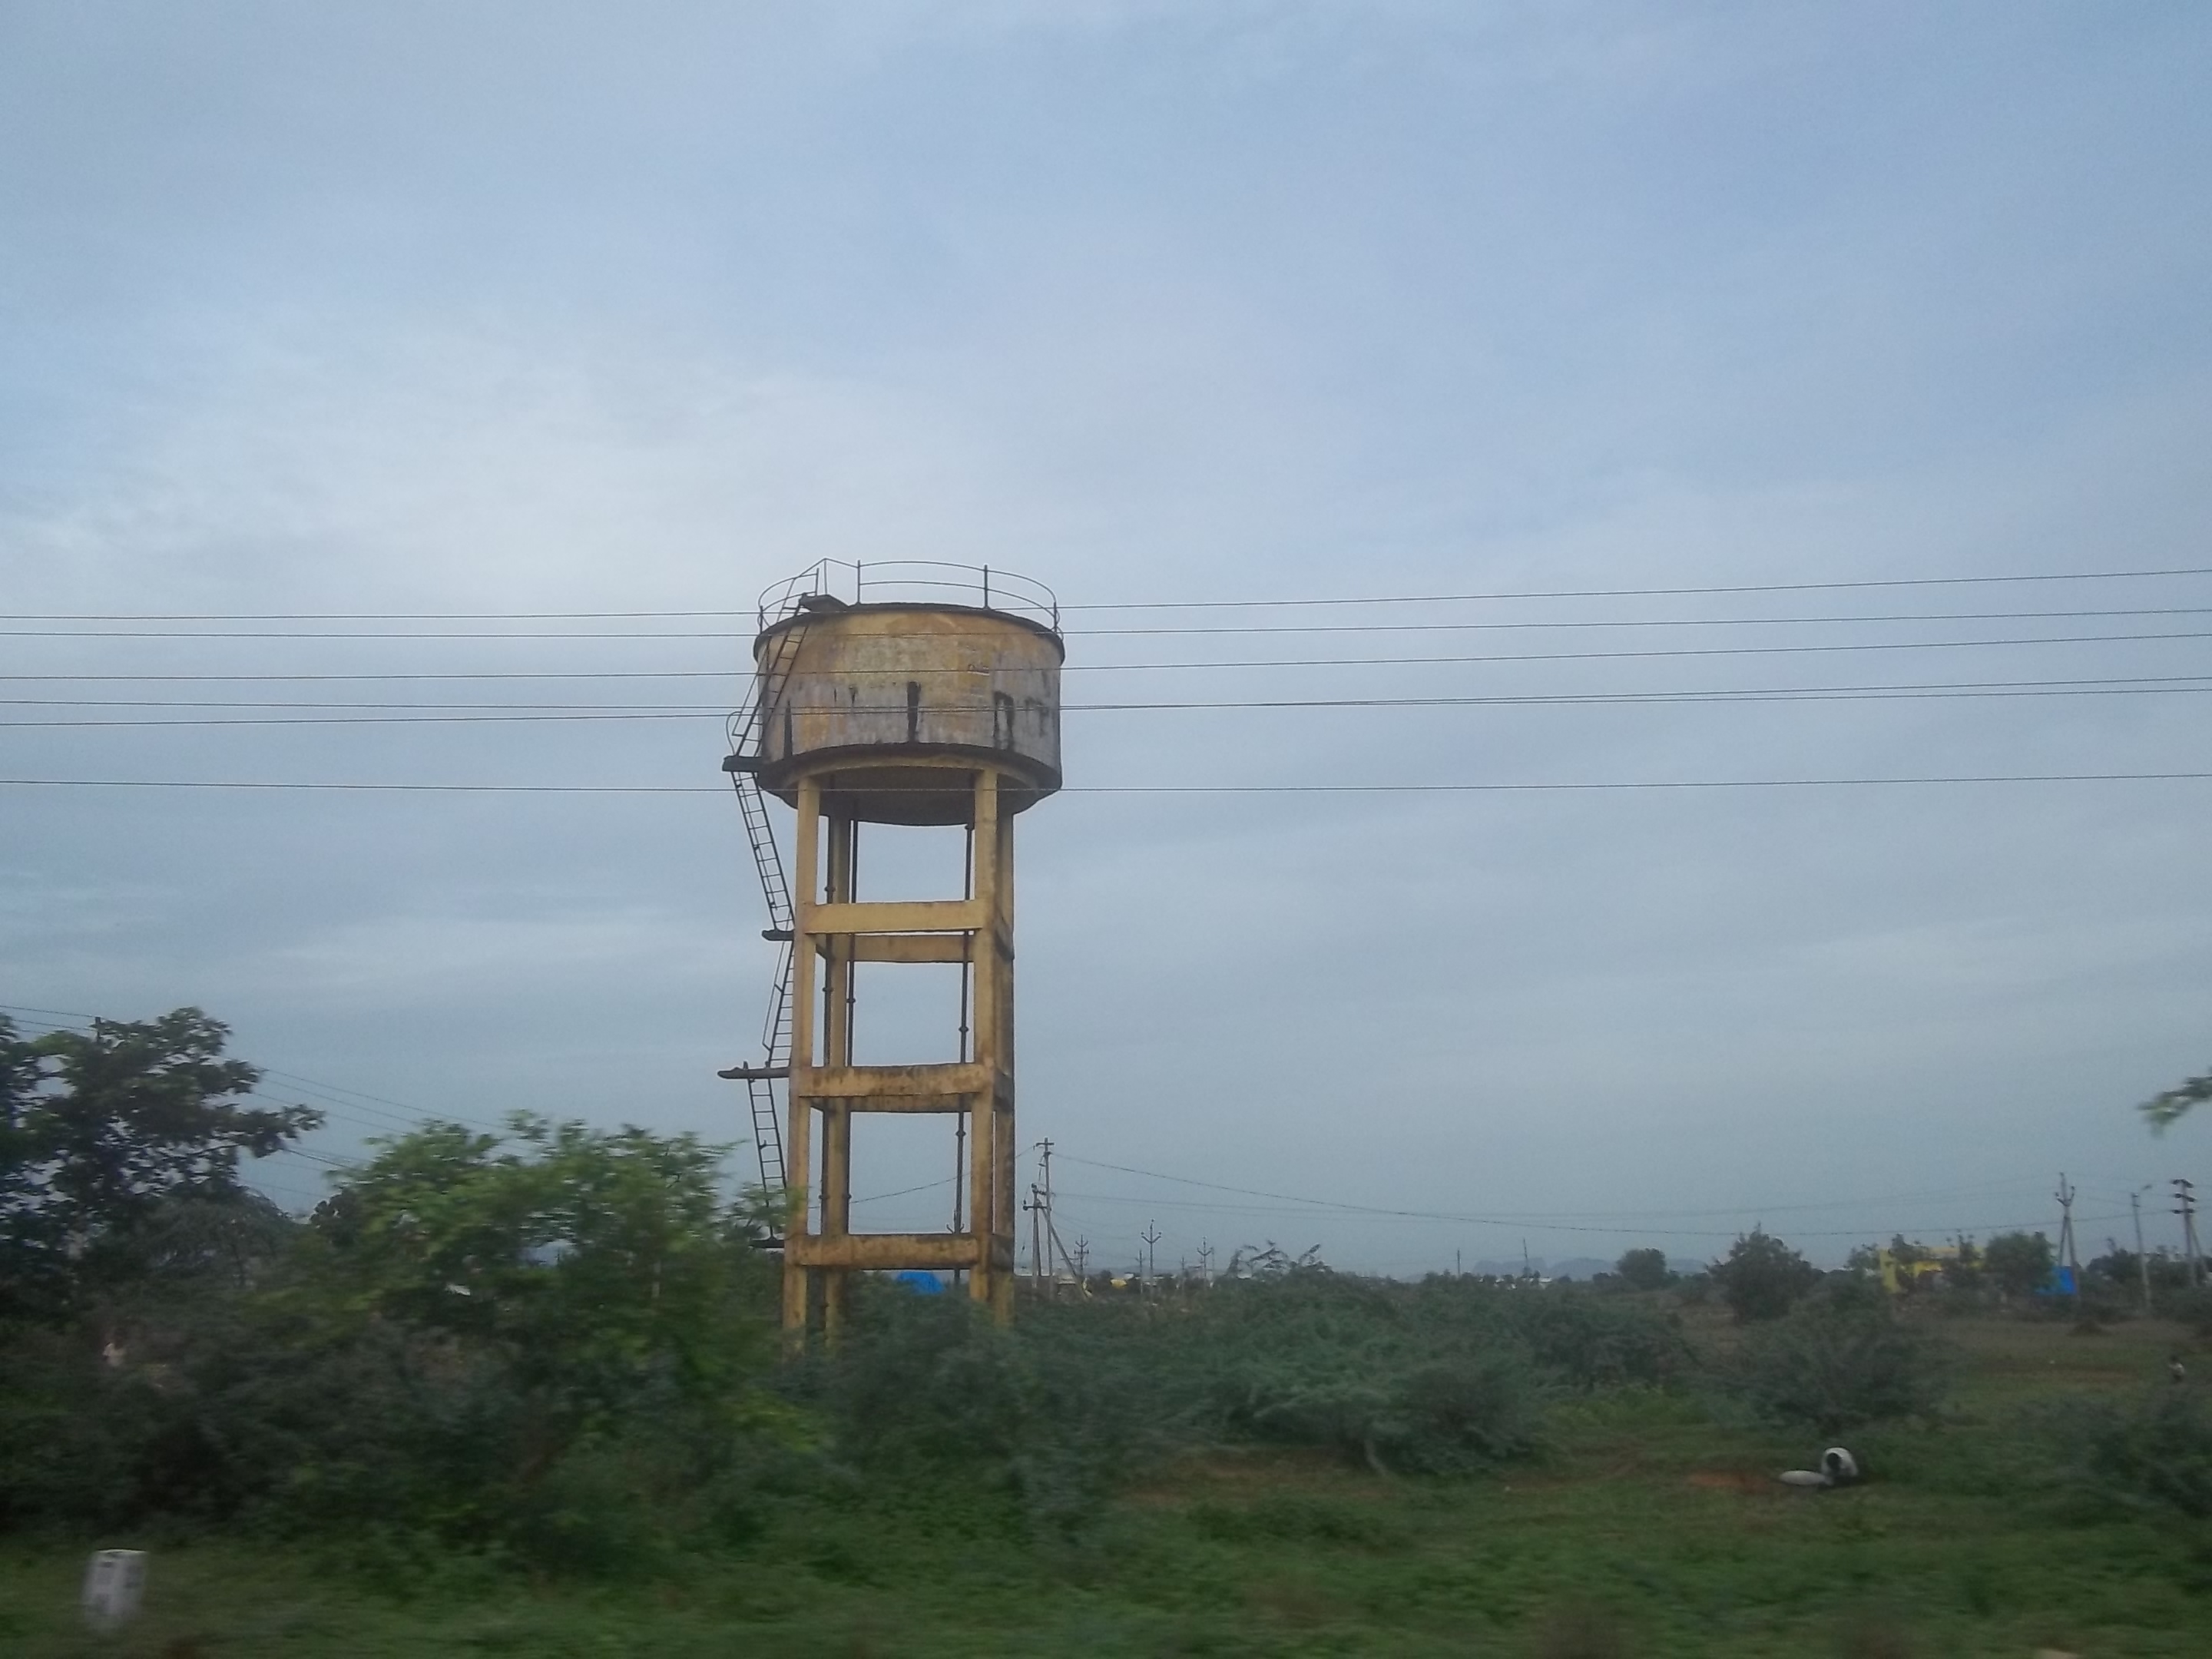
[721, 617, 813, 1203]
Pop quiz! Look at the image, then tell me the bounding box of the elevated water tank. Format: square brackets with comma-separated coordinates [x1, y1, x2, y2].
[750, 577, 1063, 826]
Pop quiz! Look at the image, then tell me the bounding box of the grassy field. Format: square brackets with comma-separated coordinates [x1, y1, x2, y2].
[4, 1308, 2208, 1657]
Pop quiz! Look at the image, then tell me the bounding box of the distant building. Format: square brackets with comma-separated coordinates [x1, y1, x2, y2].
[1876, 1244, 1958, 1294]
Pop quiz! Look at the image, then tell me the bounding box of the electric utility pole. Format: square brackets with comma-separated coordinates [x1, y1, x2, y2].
[1025, 1184, 1045, 1296]
[2176, 1179, 2203, 1288]
[952, 1114, 965, 1233]
[2055, 1173, 2081, 1306]
[1043, 1208, 1081, 1298]
[2131, 1186, 2154, 1312]
[1039, 1138, 1056, 1294]
[1141, 1221, 1162, 1291]
[1074, 1237, 1088, 1283]
[1197, 1239, 1215, 1287]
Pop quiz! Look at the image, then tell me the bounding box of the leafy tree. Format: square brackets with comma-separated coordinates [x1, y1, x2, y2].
[1982, 1230, 2056, 1301]
[1886, 1235, 1939, 1297]
[1614, 1247, 1672, 1291]
[296, 1114, 778, 1431]
[1943, 1236, 1984, 1292]
[1, 1009, 318, 1324]
[1708, 1228, 1817, 1323]
[2143, 1068, 2212, 1132]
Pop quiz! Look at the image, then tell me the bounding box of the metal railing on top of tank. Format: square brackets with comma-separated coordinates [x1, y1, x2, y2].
[756, 559, 1059, 634]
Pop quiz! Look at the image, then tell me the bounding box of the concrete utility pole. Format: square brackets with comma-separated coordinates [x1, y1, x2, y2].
[2131, 1186, 2154, 1313]
[1141, 1221, 1162, 1290]
[2055, 1174, 2081, 1307]
[2175, 1179, 2203, 1288]
[1074, 1237, 1088, 1282]
[1197, 1239, 1215, 1287]
[1039, 1138, 1055, 1295]
[1025, 1184, 1045, 1295]
[951, 1114, 965, 1233]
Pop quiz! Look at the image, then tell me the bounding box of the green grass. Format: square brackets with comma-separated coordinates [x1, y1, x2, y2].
[5, 1309, 2211, 1657]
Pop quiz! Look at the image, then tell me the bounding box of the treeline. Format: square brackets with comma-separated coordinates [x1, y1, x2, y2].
[4, 1008, 2207, 1577]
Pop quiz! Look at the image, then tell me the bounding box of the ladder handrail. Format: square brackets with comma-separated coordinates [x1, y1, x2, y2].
[724, 616, 814, 1199]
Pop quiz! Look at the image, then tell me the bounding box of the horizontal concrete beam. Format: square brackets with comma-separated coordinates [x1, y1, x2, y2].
[788, 1232, 992, 1270]
[796, 1061, 1003, 1108]
[816, 933, 971, 964]
[805, 899, 987, 935]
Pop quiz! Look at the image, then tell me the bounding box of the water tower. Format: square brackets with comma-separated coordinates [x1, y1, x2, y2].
[720, 561, 1063, 1339]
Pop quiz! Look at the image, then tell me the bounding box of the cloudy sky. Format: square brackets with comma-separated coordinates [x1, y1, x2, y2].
[5, 2, 2209, 1273]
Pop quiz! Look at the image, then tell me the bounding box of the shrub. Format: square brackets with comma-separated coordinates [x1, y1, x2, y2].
[1383, 1353, 1547, 1470]
[1726, 1300, 1952, 1434]
[2164, 1285, 2212, 1338]
[1495, 1288, 1688, 1390]
[798, 1288, 1161, 1538]
[1157, 1270, 1555, 1473]
[2044, 1388, 2212, 1519]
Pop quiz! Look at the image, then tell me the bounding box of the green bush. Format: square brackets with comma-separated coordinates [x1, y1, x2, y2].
[2163, 1285, 2212, 1337]
[797, 1287, 1163, 1538]
[1491, 1286, 1689, 1391]
[2044, 1388, 2212, 1519]
[1725, 1300, 1952, 1434]
[1385, 1353, 1547, 1469]
[1170, 1271, 1555, 1472]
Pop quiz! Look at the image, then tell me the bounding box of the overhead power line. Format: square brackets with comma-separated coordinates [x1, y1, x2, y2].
[0, 1002, 506, 1134]
[1081, 610, 2212, 637]
[8, 685, 2212, 727]
[6, 673, 2210, 708]
[1054, 1154, 2057, 1221]
[1046, 1152, 2128, 1241]
[5, 673, 2210, 726]
[0, 671, 743, 684]
[5, 562, 2208, 621]
[1063, 567, 2212, 609]
[6, 629, 2212, 686]
[4, 771, 2210, 795]
[1050, 1187, 2115, 1242]
[11, 608, 2212, 641]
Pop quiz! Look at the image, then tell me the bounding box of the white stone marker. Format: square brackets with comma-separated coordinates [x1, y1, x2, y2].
[82, 1549, 147, 1632]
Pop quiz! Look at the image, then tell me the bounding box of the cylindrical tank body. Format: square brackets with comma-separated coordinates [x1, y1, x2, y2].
[754, 600, 1063, 826]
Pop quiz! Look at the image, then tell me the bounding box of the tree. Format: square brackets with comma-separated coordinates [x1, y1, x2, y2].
[2143, 1069, 2212, 1132]
[1943, 1237, 1983, 1292]
[1982, 1230, 2055, 1301]
[298, 1114, 776, 1425]
[1614, 1247, 1672, 1291]
[1, 1009, 319, 1323]
[1708, 1228, 1817, 1323]
[1886, 1234, 1934, 1297]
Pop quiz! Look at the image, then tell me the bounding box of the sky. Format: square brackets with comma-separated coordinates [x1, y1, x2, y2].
[3, 1, 2210, 1273]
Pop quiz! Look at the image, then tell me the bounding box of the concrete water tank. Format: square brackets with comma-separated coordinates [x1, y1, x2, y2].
[752, 596, 1064, 826]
